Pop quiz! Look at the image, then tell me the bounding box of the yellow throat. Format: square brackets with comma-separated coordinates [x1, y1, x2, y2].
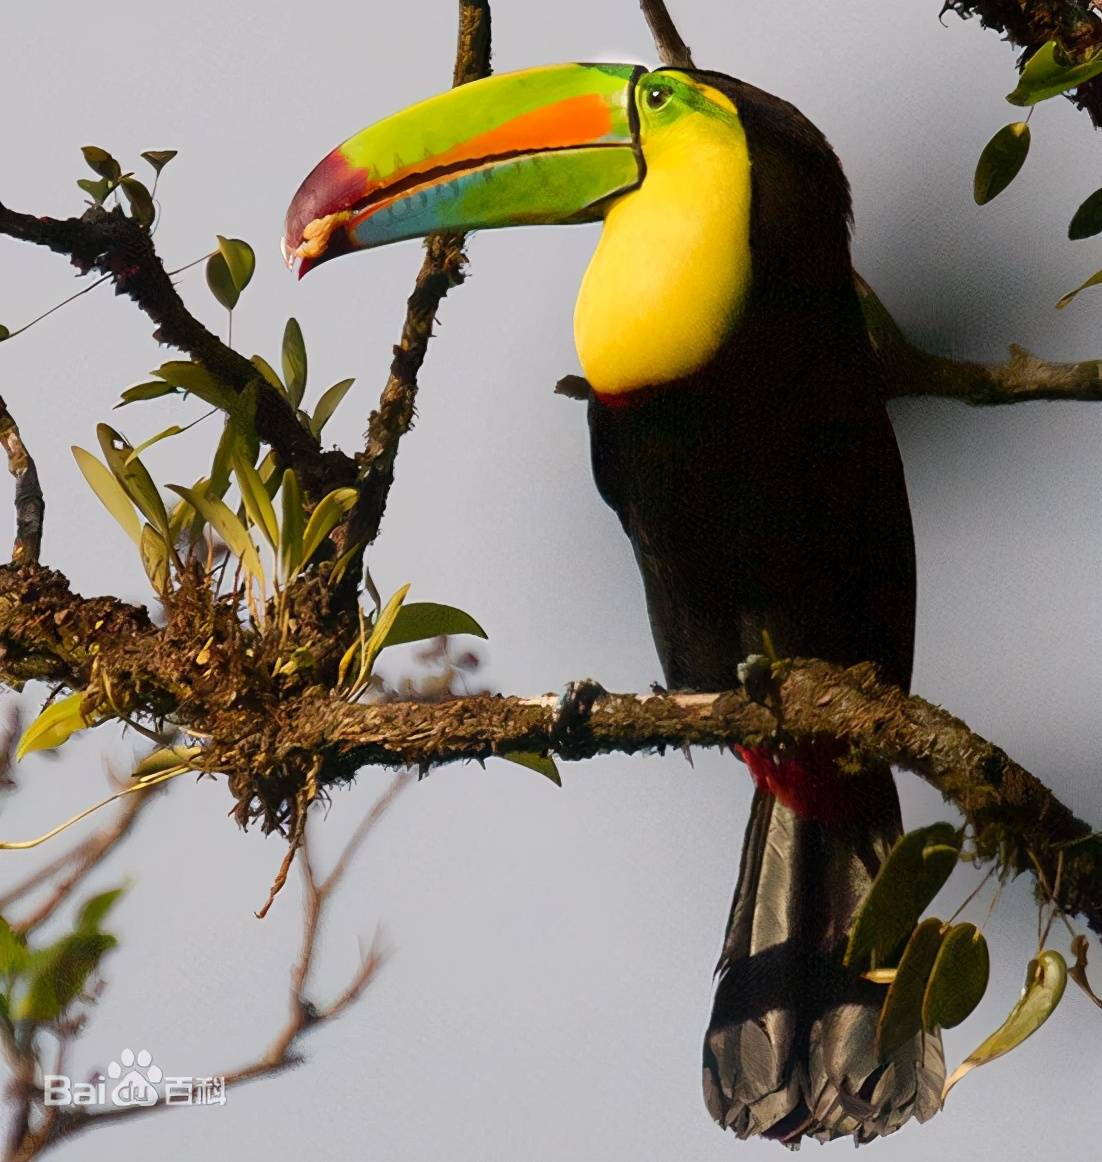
[573, 78, 753, 397]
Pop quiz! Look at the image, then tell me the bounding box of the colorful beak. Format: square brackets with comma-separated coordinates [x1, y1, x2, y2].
[283, 63, 645, 275]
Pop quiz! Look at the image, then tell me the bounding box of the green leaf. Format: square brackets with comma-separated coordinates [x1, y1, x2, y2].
[501, 751, 562, 786]
[16, 932, 117, 1021]
[233, 450, 279, 552]
[330, 542, 362, 589]
[139, 524, 171, 592]
[360, 584, 411, 677]
[1007, 41, 1102, 106]
[281, 318, 307, 407]
[206, 251, 239, 311]
[274, 646, 316, 677]
[973, 122, 1030, 205]
[17, 692, 91, 760]
[0, 325, 9, 343]
[81, 145, 121, 180]
[844, 822, 961, 971]
[167, 484, 264, 585]
[97, 424, 171, 546]
[152, 361, 236, 411]
[125, 425, 185, 464]
[942, 950, 1068, 1100]
[279, 469, 304, 580]
[209, 417, 239, 499]
[116, 381, 178, 407]
[0, 916, 28, 977]
[300, 487, 358, 570]
[141, 149, 177, 174]
[76, 887, 126, 934]
[876, 917, 946, 1062]
[120, 176, 155, 228]
[168, 486, 204, 549]
[1056, 268, 1102, 309]
[76, 177, 113, 205]
[257, 450, 282, 500]
[922, 922, 990, 1031]
[249, 353, 286, 394]
[71, 446, 142, 546]
[216, 236, 256, 294]
[1068, 188, 1102, 240]
[310, 377, 355, 436]
[381, 602, 488, 649]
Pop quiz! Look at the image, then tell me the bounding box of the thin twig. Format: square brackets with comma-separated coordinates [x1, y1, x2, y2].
[0, 397, 43, 567]
[352, 0, 493, 548]
[0, 204, 351, 498]
[7, 790, 156, 935]
[2, 777, 405, 1161]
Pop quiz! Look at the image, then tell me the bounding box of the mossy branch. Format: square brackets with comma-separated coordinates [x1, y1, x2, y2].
[0, 563, 1096, 938]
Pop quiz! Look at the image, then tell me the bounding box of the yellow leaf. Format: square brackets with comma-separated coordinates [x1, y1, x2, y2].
[71, 446, 141, 546]
[17, 692, 91, 760]
[942, 950, 1068, 1100]
[300, 487, 358, 569]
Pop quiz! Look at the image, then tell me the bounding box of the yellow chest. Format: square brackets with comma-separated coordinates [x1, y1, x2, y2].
[573, 114, 753, 396]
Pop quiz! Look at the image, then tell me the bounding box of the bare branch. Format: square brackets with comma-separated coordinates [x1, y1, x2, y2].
[353, 0, 493, 547]
[858, 275, 1102, 405]
[6, 789, 157, 935]
[0, 397, 43, 567]
[2, 778, 405, 1162]
[640, 0, 694, 68]
[0, 203, 354, 497]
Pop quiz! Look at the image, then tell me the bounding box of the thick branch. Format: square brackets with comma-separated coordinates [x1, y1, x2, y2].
[274, 661, 1102, 937]
[640, 0, 694, 68]
[858, 275, 1102, 405]
[0, 561, 1096, 931]
[0, 203, 353, 497]
[352, 0, 492, 547]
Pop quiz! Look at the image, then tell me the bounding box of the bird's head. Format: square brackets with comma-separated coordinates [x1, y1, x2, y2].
[283, 63, 853, 396]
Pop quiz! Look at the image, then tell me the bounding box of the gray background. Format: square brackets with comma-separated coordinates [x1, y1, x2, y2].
[2, 2, 1101, 1158]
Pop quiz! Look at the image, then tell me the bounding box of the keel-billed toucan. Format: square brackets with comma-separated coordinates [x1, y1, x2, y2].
[284, 63, 944, 1143]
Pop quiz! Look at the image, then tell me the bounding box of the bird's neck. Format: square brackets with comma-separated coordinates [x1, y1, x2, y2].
[572, 114, 753, 398]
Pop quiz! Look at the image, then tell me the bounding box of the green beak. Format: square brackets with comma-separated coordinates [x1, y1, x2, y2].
[283, 63, 645, 275]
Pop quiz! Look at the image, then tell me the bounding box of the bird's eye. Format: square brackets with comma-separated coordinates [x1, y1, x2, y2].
[645, 85, 672, 111]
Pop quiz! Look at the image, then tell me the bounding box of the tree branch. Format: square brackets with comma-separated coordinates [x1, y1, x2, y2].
[0, 562, 1096, 935]
[263, 663, 1100, 938]
[3, 778, 404, 1162]
[943, 1, 1102, 127]
[353, 0, 492, 547]
[0, 397, 43, 567]
[858, 275, 1102, 405]
[0, 203, 354, 497]
[639, 0, 694, 68]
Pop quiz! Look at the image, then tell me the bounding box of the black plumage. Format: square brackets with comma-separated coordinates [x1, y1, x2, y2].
[586, 71, 944, 1143]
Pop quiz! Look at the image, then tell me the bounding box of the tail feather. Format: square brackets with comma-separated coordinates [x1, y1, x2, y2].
[703, 774, 945, 1145]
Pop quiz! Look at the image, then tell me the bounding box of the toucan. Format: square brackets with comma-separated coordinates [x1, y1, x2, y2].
[283, 63, 945, 1144]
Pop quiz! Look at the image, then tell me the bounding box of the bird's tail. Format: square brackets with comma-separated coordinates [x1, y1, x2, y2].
[702, 757, 945, 1145]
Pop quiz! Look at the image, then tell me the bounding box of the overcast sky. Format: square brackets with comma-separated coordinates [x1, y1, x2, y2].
[2, 2, 1101, 1159]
